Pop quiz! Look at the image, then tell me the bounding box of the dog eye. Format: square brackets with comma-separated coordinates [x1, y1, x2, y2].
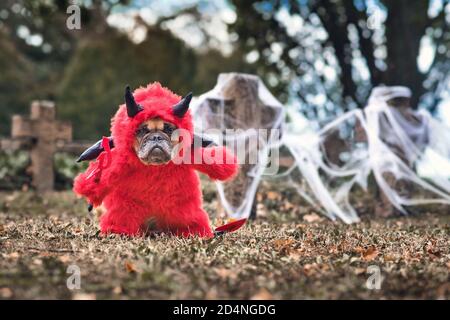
[136, 127, 149, 135]
[163, 123, 175, 135]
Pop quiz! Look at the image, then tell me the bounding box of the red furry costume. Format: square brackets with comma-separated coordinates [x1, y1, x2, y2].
[74, 83, 238, 238]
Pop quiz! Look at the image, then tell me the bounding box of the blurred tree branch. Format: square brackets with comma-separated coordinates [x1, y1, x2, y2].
[231, 0, 450, 122]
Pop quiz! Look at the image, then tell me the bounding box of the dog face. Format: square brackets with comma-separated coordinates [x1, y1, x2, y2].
[133, 117, 179, 165]
[110, 85, 193, 165]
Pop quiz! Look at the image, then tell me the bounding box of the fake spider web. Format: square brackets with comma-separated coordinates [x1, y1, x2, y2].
[192, 75, 450, 223]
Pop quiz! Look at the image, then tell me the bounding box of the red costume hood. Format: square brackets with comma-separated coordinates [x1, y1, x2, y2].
[110, 82, 194, 163]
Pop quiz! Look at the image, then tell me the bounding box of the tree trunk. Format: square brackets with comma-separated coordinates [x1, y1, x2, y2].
[382, 0, 430, 108]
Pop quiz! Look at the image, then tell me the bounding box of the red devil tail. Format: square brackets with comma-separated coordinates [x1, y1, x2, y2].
[214, 218, 247, 236]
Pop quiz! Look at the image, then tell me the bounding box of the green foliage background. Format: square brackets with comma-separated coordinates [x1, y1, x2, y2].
[56, 27, 199, 139]
[0, 32, 35, 134]
[0, 1, 253, 139]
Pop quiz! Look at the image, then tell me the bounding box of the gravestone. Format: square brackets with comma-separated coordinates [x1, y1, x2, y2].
[194, 73, 284, 218]
[10, 101, 72, 193]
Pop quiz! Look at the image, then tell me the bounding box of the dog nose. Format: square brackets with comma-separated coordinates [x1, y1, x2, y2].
[150, 134, 164, 142]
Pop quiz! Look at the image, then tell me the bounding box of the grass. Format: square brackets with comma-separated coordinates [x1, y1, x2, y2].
[0, 181, 449, 300]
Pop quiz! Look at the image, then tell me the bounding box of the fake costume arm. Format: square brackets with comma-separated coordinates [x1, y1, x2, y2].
[190, 146, 238, 181]
[73, 152, 124, 206]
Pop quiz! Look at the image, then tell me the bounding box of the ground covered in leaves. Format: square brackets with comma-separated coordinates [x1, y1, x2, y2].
[0, 182, 449, 300]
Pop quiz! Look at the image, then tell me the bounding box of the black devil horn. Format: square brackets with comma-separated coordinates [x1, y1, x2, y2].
[172, 92, 192, 118]
[125, 85, 143, 117]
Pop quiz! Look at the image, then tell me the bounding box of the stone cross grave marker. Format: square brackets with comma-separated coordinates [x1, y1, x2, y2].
[196, 73, 283, 218]
[10, 101, 72, 193]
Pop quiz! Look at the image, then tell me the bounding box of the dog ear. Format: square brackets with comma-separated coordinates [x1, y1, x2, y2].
[172, 93, 192, 118]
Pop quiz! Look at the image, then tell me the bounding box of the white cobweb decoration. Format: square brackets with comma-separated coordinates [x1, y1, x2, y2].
[192, 74, 450, 223]
[362, 86, 450, 211]
[192, 73, 285, 219]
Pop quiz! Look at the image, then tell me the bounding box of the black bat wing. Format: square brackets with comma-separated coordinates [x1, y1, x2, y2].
[76, 137, 114, 163]
[192, 133, 217, 148]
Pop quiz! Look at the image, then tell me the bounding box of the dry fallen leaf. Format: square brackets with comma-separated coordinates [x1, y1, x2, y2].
[362, 247, 379, 261]
[38, 252, 51, 258]
[0, 287, 13, 299]
[266, 191, 280, 201]
[303, 213, 321, 223]
[214, 268, 237, 280]
[282, 202, 295, 210]
[302, 263, 320, 277]
[288, 250, 303, 262]
[58, 255, 71, 263]
[353, 246, 365, 254]
[295, 224, 307, 230]
[5, 194, 17, 202]
[124, 261, 137, 273]
[250, 288, 273, 300]
[32, 258, 43, 266]
[383, 254, 396, 262]
[4, 252, 20, 260]
[272, 239, 295, 255]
